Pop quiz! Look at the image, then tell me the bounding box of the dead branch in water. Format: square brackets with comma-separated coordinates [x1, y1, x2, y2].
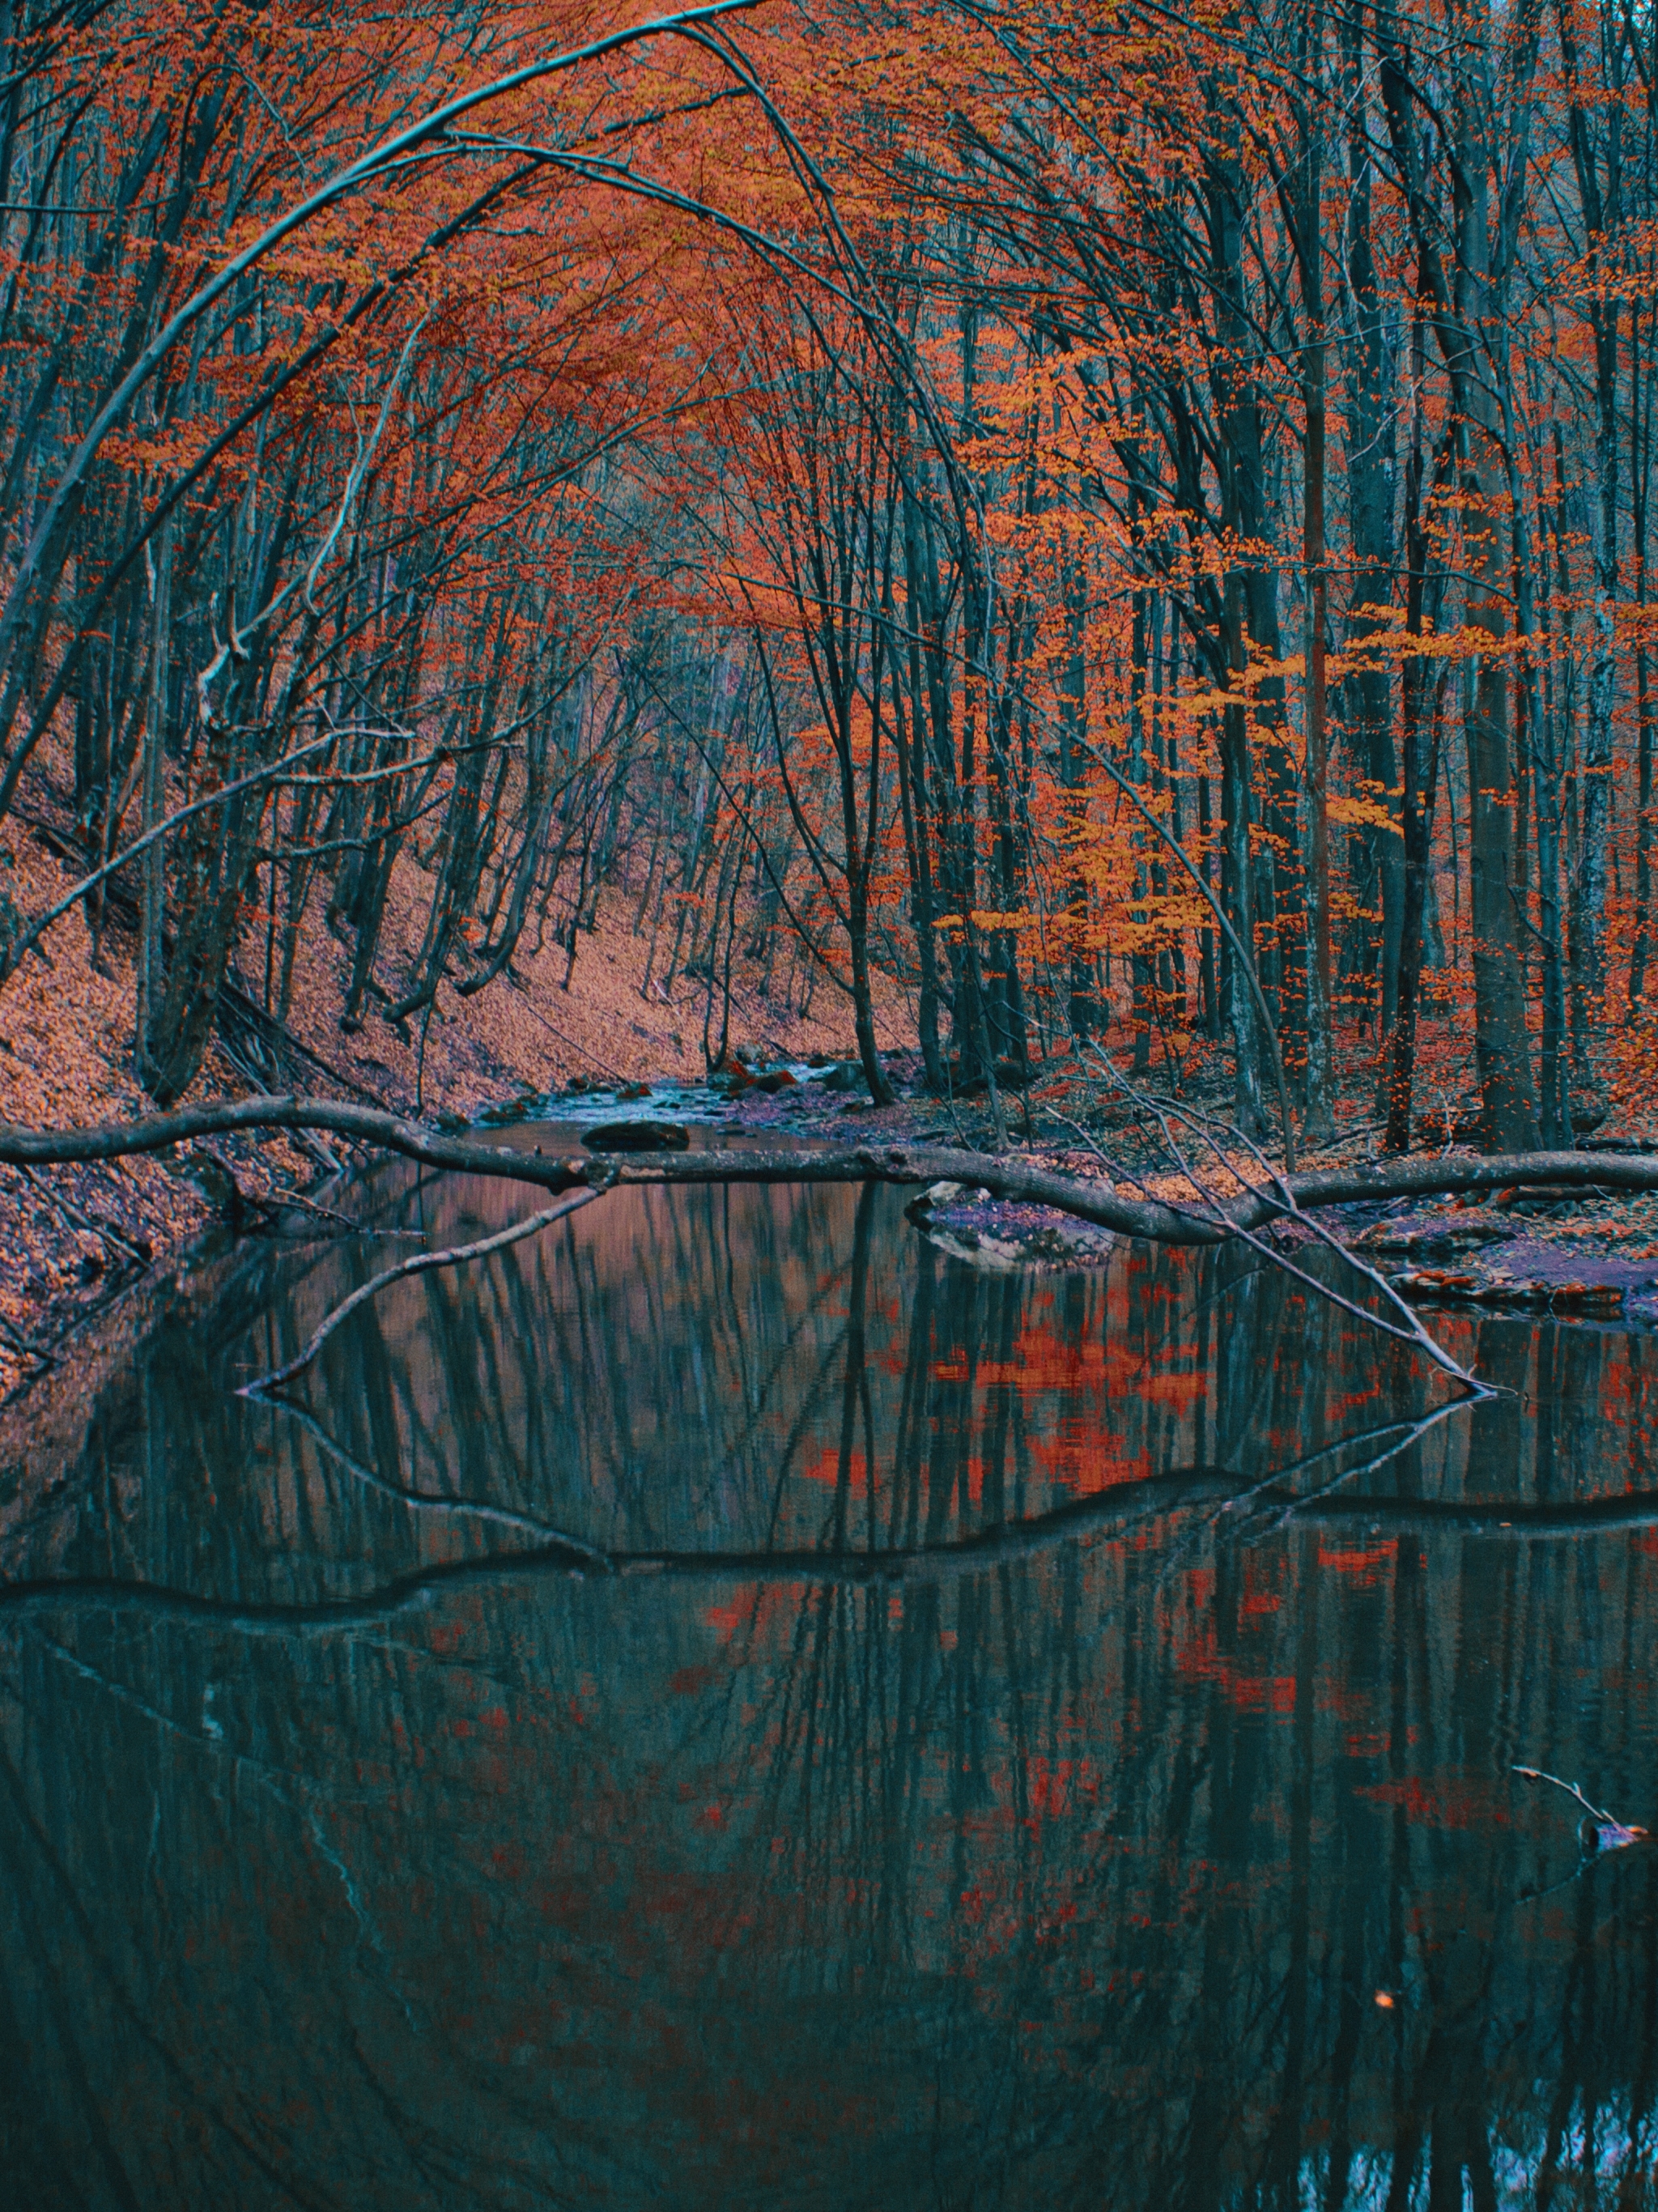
[1512, 1765, 1649, 1850]
[1061, 1051, 1494, 1395]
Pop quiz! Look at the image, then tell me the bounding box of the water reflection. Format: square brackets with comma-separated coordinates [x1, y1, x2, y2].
[0, 1147, 1656, 2207]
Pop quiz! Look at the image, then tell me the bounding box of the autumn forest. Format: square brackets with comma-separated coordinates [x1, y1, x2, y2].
[0, 0, 1653, 1155]
[11, 6, 1658, 2206]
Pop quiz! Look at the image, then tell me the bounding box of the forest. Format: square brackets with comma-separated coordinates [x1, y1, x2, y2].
[0, 0, 1653, 1172]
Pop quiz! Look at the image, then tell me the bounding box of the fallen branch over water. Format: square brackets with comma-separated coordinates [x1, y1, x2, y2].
[2, 1093, 1656, 1244]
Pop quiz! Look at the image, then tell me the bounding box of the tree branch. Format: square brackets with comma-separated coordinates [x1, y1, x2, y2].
[1, 1096, 1655, 1246]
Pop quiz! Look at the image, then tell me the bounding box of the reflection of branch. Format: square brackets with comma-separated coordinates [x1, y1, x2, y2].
[1294, 1491, 1658, 1539]
[272, 1398, 612, 1568]
[239, 1187, 607, 1397]
[0, 1467, 1253, 1635]
[25, 1634, 411, 1979]
[1158, 1401, 1473, 1577]
[8, 1425, 1648, 1640]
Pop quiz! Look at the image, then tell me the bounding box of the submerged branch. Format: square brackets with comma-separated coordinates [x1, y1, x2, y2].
[1072, 1051, 1491, 1393]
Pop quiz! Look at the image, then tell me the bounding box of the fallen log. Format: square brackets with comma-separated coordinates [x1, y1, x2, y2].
[2, 1093, 1656, 1244]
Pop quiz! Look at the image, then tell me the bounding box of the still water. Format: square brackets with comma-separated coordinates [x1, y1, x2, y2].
[1, 1132, 1656, 2209]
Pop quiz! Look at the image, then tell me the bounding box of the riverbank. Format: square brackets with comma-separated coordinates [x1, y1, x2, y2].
[725, 1067, 1658, 1322]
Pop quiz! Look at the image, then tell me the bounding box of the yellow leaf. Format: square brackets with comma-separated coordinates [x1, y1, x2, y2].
[1325, 794, 1401, 834]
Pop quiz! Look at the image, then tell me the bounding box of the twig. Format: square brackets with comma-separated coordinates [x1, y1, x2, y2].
[248, 1183, 424, 1238]
[17, 1162, 149, 1266]
[0, 1311, 57, 1369]
[1512, 1765, 1615, 1826]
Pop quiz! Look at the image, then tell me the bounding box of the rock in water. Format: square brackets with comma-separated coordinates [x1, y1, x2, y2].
[582, 1121, 690, 1152]
[905, 1180, 1112, 1270]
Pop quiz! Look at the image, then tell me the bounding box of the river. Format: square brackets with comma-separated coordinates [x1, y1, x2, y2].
[1, 1127, 1655, 2207]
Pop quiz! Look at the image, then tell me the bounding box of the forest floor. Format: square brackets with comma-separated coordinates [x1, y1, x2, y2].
[3, 764, 1657, 1403]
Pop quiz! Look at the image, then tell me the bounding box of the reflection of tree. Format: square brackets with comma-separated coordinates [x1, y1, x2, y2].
[0, 1174, 1656, 2203]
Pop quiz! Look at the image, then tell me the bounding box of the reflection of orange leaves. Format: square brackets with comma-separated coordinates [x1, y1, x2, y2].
[1357, 1776, 1508, 1829]
[959, 1319, 1205, 1485]
[1174, 1610, 1295, 1714]
[1138, 1368, 1206, 1412]
[1175, 1628, 1296, 1715]
[796, 1445, 867, 1488]
[1029, 1431, 1154, 1495]
[1317, 1539, 1394, 1585]
[704, 1581, 805, 1648]
[1023, 1756, 1100, 1820]
[972, 1317, 1136, 1397]
[975, 1340, 1107, 1391]
[1318, 1681, 1375, 1729]
[1241, 1554, 1280, 1617]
